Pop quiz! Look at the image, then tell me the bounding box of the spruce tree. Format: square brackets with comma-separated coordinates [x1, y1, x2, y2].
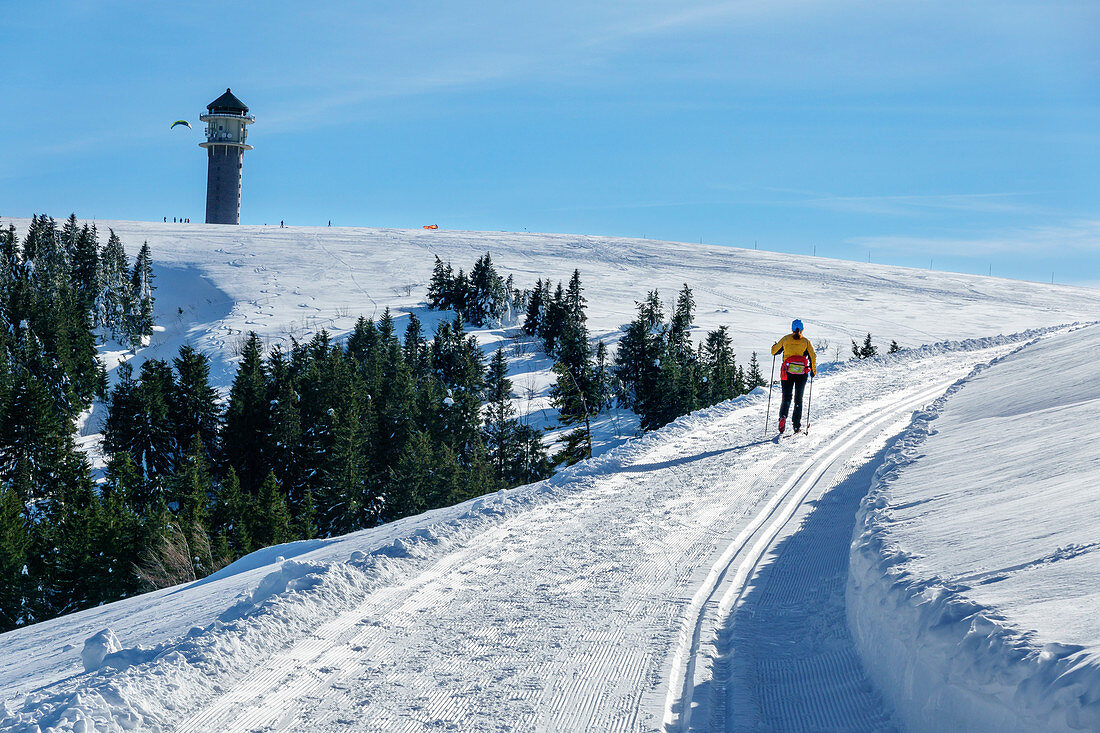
[669, 284, 695, 358]
[746, 352, 766, 390]
[71, 223, 101, 315]
[426, 256, 454, 310]
[612, 291, 665, 426]
[593, 340, 612, 411]
[564, 270, 586, 326]
[467, 253, 506, 326]
[523, 278, 545, 336]
[99, 452, 146, 600]
[403, 313, 429, 382]
[852, 333, 877, 359]
[265, 346, 304, 507]
[0, 224, 19, 325]
[170, 345, 221, 463]
[451, 269, 470, 319]
[212, 467, 251, 558]
[484, 349, 516, 482]
[2, 339, 75, 504]
[385, 429, 435, 521]
[506, 273, 523, 319]
[0, 482, 31, 631]
[61, 214, 81, 261]
[345, 316, 378, 365]
[659, 345, 699, 426]
[315, 375, 372, 534]
[551, 361, 592, 465]
[254, 471, 292, 548]
[126, 241, 155, 348]
[296, 486, 318, 540]
[41, 453, 103, 615]
[104, 363, 144, 485]
[551, 280, 595, 424]
[134, 359, 176, 481]
[171, 435, 213, 542]
[98, 229, 131, 335]
[430, 316, 486, 460]
[510, 422, 552, 485]
[540, 281, 566, 354]
[222, 332, 271, 495]
[374, 310, 415, 474]
[28, 215, 68, 298]
[452, 446, 497, 505]
[702, 326, 738, 405]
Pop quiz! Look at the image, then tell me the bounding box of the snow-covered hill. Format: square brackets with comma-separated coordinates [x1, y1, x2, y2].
[8, 219, 1100, 444]
[1, 220, 1099, 731]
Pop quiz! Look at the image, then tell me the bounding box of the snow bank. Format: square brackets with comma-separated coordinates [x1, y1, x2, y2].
[848, 324, 1100, 732]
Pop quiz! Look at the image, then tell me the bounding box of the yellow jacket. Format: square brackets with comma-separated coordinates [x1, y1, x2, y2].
[771, 333, 817, 375]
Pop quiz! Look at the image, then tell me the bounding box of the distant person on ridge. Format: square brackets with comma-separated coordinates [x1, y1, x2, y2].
[771, 319, 817, 434]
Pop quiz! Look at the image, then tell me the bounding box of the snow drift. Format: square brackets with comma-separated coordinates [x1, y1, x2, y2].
[849, 324, 1100, 732]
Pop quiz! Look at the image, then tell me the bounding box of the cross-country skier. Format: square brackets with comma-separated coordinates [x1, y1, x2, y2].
[771, 319, 817, 434]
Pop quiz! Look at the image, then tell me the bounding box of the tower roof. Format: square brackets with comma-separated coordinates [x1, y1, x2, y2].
[207, 88, 248, 114]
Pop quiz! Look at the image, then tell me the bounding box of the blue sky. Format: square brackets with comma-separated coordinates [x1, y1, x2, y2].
[2, 0, 1098, 285]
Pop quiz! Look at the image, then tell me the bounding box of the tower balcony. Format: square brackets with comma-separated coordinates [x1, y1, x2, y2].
[199, 137, 254, 150]
[199, 111, 256, 124]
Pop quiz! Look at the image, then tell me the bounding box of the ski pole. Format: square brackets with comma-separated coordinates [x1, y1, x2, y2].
[805, 374, 814, 435]
[763, 353, 776, 438]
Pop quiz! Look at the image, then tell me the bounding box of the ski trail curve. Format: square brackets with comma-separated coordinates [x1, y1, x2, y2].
[151, 347, 1016, 733]
[663, 381, 954, 731]
[720, 443, 899, 732]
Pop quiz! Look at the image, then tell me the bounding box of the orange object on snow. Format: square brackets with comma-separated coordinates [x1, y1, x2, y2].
[423, 224, 439, 230]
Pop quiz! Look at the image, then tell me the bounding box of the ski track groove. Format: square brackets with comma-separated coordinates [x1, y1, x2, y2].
[155, 347, 1014, 733]
[666, 381, 954, 731]
[713, 414, 933, 732]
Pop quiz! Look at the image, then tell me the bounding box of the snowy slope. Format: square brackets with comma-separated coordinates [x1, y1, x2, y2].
[2, 219, 1100, 731]
[0, 334, 1057, 732]
[7, 218, 1100, 444]
[849, 324, 1100, 732]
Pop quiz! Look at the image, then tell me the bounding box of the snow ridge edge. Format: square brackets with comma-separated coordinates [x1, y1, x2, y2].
[847, 329, 1100, 733]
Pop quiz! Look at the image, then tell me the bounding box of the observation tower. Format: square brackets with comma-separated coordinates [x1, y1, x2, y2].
[200, 89, 254, 225]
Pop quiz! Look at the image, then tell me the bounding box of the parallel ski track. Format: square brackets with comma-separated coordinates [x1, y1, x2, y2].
[171, 369, 960, 733]
[663, 380, 953, 731]
[720, 446, 898, 732]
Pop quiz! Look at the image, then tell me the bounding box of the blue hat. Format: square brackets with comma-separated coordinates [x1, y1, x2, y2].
[792, 319, 804, 332]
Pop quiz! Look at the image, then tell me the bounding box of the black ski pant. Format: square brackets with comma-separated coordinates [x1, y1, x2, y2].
[779, 373, 808, 429]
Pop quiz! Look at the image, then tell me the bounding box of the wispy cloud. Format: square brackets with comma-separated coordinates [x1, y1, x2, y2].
[849, 219, 1100, 256]
[709, 185, 1043, 217]
[801, 192, 1038, 217]
[260, 0, 869, 134]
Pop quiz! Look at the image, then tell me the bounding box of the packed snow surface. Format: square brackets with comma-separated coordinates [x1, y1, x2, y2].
[2, 220, 1099, 731]
[3, 332, 1085, 732]
[850, 324, 1100, 732]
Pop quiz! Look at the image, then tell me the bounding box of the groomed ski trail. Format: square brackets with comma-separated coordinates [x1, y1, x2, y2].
[662, 381, 952, 731]
[169, 345, 1019, 733]
[718, 436, 902, 732]
[2, 336, 1048, 733]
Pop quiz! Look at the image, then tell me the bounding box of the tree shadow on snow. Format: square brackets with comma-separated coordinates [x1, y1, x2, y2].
[619, 442, 770, 474]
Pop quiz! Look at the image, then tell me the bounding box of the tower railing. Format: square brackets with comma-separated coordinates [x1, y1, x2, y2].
[200, 113, 255, 122]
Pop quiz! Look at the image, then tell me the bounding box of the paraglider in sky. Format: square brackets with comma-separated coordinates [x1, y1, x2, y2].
[171, 120, 192, 130]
